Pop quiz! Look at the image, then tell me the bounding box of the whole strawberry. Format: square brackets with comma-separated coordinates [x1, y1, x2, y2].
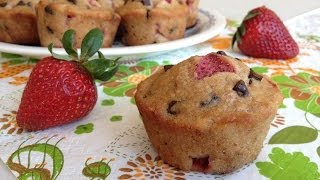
[17, 29, 119, 131]
[232, 6, 299, 59]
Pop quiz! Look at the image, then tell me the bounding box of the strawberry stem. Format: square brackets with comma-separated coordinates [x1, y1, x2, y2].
[47, 28, 119, 82]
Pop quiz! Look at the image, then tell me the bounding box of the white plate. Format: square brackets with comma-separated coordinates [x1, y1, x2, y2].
[0, 8, 226, 60]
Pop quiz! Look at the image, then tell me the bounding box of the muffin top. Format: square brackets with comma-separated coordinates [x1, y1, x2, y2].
[0, 0, 39, 10]
[120, 0, 185, 10]
[38, 0, 123, 10]
[135, 52, 283, 130]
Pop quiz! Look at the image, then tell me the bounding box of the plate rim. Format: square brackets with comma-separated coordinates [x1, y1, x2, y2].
[0, 8, 226, 58]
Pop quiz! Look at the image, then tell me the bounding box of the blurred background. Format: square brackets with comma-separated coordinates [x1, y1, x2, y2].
[201, 0, 320, 21]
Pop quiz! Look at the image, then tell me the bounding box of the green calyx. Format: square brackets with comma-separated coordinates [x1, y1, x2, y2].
[231, 10, 259, 48]
[48, 28, 119, 81]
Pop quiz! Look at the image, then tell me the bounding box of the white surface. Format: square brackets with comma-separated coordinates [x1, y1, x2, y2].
[0, 9, 226, 60]
[200, 0, 320, 21]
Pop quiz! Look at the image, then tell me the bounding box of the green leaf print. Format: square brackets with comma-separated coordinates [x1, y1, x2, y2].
[110, 115, 122, 122]
[103, 83, 136, 97]
[256, 147, 320, 180]
[7, 137, 64, 180]
[317, 146, 320, 158]
[272, 72, 320, 116]
[82, 158, 113, 179]
[269, 126, 318, 144]
[101, 99, 115, 106]
[1, 52, 23, 59]
[137, 61, 158, 69]
[74, 123, 94, 135]
[102, 61, 161, 101]
[251, 66, 268, 74]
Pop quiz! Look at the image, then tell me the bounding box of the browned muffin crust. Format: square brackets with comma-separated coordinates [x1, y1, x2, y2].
[135, 52, 283, 173]
[36, 0, 121, 48]
[117, 0, 188, 45]
[0, 0, 40, 45]
[178, 0, 199, 28]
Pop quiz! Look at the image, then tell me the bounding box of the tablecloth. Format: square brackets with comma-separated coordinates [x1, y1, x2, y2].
[0, 8, 320, 180]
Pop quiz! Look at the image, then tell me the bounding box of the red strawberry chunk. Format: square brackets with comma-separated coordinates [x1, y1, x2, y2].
[195, 53, 235, 80]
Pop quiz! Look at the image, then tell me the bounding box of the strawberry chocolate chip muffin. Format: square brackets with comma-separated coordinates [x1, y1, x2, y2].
[0, 0, 40, 45]
[36, 0, 121, 48]
[116, 0, 188, 45]
[135, 51, 283, 173]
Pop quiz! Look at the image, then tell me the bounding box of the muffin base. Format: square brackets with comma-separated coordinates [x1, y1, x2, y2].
[0, 7, 39, 45]
[137, 101, 277, 173]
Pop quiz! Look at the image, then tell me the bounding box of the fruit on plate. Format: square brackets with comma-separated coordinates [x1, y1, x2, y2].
[16, 28, 119, 131]
[232, 6, 299, 59]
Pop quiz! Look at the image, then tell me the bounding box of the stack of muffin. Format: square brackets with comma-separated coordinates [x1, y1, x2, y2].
[0, 0, 200, 47]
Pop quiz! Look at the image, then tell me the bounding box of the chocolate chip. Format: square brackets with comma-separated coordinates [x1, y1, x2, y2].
[164, 65, 174, 72]
[146, 9, 151, 19]
[0, 2, 7, 7]
[200, 95, 219, 107]
[167, 101, 178, 115]
[233, 80, 249, 97]
[46, 26, 54, 34]
[67, 0, 77, 4]
[216, 51, 227, 56]
[45, 5, 53, 15]
[248, 69, 263, 81]
[16, 1, 26, 6]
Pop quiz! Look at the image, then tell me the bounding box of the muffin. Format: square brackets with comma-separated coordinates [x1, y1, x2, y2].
[135, 51, 283, 173]
[116, 0, 188, 45]
[36, 0, 121, 48]
[0, 0, 40, 45]
[178, 0, 199, 28]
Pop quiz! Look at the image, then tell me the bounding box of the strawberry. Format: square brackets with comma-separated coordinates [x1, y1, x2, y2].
[232, 6, 299, 59]
[195, 52, 234, 80]
[17, 29, 119, 131]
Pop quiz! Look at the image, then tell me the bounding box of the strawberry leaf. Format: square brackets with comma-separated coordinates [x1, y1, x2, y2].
[62, 29, 78, 59]
[80, 28, 104, 62]
[84, 58, 119, 81]
[48, 43, 72, 60]
[238, 25, 246, 36]
[231, 11, 258, 49]
[244, 11, 259, 21]
[98, 51, 105, 59]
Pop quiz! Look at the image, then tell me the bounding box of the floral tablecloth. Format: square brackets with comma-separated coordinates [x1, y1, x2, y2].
[1, 8, 320, 180]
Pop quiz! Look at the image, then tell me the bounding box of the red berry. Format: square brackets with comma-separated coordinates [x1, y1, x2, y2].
[233, 6, 299, 59]
[195, 53, 234, 80]
[16, 57, 97, 131]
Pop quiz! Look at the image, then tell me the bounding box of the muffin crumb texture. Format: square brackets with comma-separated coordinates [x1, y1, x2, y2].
[135, 52, 283, 173]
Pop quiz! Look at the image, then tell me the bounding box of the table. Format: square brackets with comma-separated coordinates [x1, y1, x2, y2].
[1, 3, 320, 180]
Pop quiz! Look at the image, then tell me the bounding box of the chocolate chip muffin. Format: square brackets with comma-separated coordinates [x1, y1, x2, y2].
[116, 0, 188, 45]
[178, 0, 199, 28]
[135, 51, 283, 173]
[0, 0, 40, 45]
[36, 0, 121, 48]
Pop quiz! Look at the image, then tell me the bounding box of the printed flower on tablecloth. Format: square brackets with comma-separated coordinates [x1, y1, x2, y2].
[82, 157, 114, 179]
[102, 61, 161, 104]
[0, 53, 38, 85]
[0, 111, 24, 135]
[272, 72, 320, 117]
[118, 154, 185, 180]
